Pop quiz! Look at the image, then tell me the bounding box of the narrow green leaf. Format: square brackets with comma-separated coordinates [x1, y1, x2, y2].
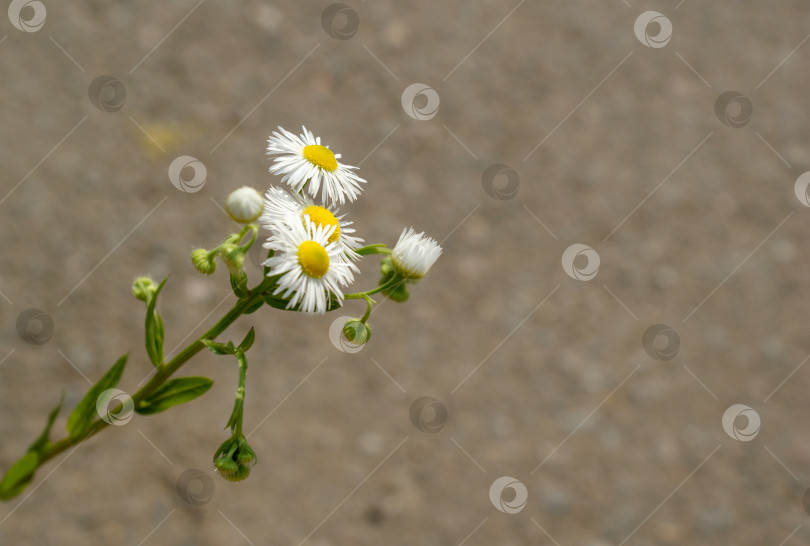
[145, 277, 168, 367]
[66, 354, 128, 439]
[238, 328, 255, 352]
[230, 272, 248, 298]
[0, 452, 39, 500]
[135, 377, 214, 415]
[28, 392, 64, 454]
[201, 339, 231, 355]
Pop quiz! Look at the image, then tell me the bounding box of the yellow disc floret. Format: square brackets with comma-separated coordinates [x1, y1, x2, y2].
[303, 145, 338, 172]
[298, 241, 330, 278]
[302, 205, 340, 243]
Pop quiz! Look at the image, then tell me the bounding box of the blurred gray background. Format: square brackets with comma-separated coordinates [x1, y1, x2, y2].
[2, 1, 810, 544]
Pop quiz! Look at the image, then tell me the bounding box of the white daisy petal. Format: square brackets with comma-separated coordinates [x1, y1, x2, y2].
[262, 216, 358, 313]
[266, 126, 366, 207]
[260, 186, 363, 260]
[391, 228, 442, 279]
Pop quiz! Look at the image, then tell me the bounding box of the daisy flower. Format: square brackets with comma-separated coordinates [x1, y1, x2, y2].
[260, 187, 363, 260]
[263, 216, 358, 313]
[266, 126, 365, 206]
[391, 228, 442, 280]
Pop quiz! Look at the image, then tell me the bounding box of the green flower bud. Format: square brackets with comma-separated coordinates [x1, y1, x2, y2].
[384, 282, 409, 303]
[220, 463, 251, 482]
[214, 456, 238, 475]
[131, 277, 157, 302]
[380, 256, 394, 277]
[213, 437, 256, 482]
[236, 443, 257, 466]
[191, 248, 217, 275]
[342, 319, 371, 345]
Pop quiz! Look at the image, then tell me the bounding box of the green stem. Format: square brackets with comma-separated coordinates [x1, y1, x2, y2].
[355, 243, 391, 256]
[232, 353, 248, 440]
[345, 276, 403, 299]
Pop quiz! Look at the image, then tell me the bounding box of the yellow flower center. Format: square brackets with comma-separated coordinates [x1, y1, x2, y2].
[298, 240, 330, 278]
[302, 145, 338, 172]
[302, 205, 341, 244]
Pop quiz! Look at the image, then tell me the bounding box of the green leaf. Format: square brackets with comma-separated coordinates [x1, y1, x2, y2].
[0, 452, 39, 500]
[135, 377, 214, 415]
[66, 354, 128, 439]
[28, 392, 64, 454]
[202, 339, 231, 355]
[230, 272, 248, 298]
[145, 277, 168, 367]
[238, 328, 255, 352]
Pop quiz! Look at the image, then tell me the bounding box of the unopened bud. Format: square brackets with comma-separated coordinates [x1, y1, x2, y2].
[131, 277, 157, 302]
[191, 248, 217, 275]
[343, 319, 371, 345]
[225, 186, 263, 224]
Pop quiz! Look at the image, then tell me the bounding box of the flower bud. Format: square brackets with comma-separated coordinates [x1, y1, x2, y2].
[225, 186, 263, 224]
[221, 244, 245, 275]
[131, 277, 157, 302]
[384, 282, 409, 303]
[343, 319, 371, 345]
[191, 248, 217, 275]
[380, 256, 393, 277]
[236, 443, 257, 466]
